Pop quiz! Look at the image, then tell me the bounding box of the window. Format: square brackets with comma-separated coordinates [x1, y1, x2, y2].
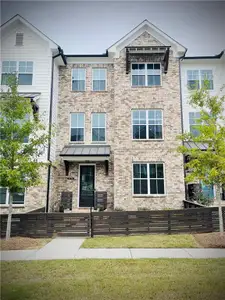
[1, 61, 17, 85]
[70, 113, 84, 142]
[92, 69, 107, 91]
[15, 33, 24, 46]
[0, 187, 25, 205]
[18, 61, 33, 85]
[1, 61, 33, 85]
[92, 113, 106, 142]
[72, 68, 86, 91]
[132, 63, 161, 87]
[132, 110, 163, 140]
[189, 112, 201, 136]
[200, 70, 213, 90]
[187, 70, 213, 90]
[133, 163, 165, 195]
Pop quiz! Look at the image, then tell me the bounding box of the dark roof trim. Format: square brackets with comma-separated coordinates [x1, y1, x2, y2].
[59, 154, 110, 157]
[53, 46, 67, 65]
[66, 50, 108, 58]
[184, 50, 224, 60]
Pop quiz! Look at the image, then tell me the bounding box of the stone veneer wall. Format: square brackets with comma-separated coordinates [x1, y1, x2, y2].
[0, 167, 48, 214]
[52, 31, 185, 211]
[112, 31, 185, 210]
[52, 63, 115, 210]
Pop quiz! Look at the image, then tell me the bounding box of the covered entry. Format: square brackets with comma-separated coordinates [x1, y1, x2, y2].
[60, 144, 110, 208]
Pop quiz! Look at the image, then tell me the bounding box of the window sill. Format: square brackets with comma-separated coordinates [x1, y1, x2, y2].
[131, 85, 162, 89]
[69, 141, 85, 144]
[0, 205, 25, 208]
[91, 141, 107, 144]
[90, 90, 108, 93]
[132, 139, 164, 142]
[71, 90, 86, 93]
[132, 195, 166, 198]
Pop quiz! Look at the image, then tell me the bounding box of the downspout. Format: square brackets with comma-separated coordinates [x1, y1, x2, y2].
[46, 48, 66, 212]
[179, 49, 188, 201]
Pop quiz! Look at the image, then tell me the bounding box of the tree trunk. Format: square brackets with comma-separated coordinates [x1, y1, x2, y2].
[6, 192, 13, 240]
[216, 184, 224, 234]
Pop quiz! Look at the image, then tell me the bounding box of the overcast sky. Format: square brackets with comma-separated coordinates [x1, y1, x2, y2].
[1, 1, 225, 56]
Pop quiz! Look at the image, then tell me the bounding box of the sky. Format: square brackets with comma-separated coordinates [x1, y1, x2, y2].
[1, 1, 225, 56]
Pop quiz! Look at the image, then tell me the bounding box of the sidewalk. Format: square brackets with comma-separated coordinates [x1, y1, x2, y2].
[1, 237, 225, 261]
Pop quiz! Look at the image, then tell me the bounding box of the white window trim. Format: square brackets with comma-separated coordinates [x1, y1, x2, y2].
[69, 112, 85, 143]
[0, 187, 25, 207]
[186, 69, 214, 90]
[131, 109, 164, 141]
[77, 163, 96, 208]
[91, 112, 106, 143]
[92, 68, 107, 91]
[132, 162, 166, 197]
[131, 63, 162, 87]
[1, 60, 34, 86]
[71, 68, 86, 92]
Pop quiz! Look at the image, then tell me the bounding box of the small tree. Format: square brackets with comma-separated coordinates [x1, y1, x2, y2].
[177, 83, 225, 233]
[0, 77, 49, 239]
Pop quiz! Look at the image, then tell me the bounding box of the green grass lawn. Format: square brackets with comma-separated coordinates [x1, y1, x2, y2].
[81, 234, 199, 248]
[1, 259, 225, 300]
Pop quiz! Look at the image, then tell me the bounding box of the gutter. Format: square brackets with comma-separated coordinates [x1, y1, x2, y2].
[46, 48, 67, 213]
[179, 48, 188, 201]
[183, 50, 224, 60]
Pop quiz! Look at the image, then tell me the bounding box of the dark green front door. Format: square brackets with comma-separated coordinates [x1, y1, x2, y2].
[79, 165, 95, 207]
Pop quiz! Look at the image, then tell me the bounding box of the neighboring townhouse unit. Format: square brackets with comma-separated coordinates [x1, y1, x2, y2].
[0, 15, 66, 213]
[53, 20, 186, 211]
[180, 51, 225, 203]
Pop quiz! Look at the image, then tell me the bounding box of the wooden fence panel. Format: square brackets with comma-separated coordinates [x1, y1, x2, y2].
[0, 207, 224, 238]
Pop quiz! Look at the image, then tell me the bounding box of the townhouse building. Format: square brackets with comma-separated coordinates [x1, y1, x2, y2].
[180, 51, 225, 202]
[1, 16, 224, 212]
[0, 15, 66, 213]
[53, 20, 186, 211]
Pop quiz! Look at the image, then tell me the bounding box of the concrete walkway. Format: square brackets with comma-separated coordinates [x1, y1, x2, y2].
[1, 238, 225, 261]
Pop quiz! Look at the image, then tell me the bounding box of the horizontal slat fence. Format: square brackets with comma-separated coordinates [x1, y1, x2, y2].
[1, 207, 225, 238]
[0, 213, 90, 238]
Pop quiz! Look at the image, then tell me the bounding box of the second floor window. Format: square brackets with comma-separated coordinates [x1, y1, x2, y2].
[1, 61, 33, 85]
[189, 112, 201, 136]
[72, 68, 86, 91]
[187, 70, 213, 90]
[132, 110, 163, 140]
[70, 113, 84, 142]
[92, 113, 106, 142]
[132, 63, 161, 87]
[92, 69, 107, 91]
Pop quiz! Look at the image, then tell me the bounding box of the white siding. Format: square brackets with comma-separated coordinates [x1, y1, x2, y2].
[180, 58, 225, 133]
[0, 20, 53, 162]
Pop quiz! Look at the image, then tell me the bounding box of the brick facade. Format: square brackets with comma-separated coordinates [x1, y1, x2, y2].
[52, 31, 185, 211]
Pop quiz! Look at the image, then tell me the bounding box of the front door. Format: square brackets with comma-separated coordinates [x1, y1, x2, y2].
[79, 165, 95, 207]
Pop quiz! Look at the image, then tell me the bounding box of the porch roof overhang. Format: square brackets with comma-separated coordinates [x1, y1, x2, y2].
[60, 144, 111, 162]
[184, 141, 208, 150]
[125, 45, 170, 74]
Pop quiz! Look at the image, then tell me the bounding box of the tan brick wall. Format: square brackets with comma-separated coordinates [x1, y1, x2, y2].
[0, 167, 48, 214]
[53, 31, 185, 211]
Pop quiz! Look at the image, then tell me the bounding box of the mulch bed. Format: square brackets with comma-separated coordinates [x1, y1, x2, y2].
[194, 232, 225, 248]
[0, 237, 51, 250]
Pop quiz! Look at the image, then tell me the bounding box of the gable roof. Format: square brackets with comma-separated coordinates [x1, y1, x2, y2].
[1, 14, 60, 50]
[107, 19, 187, 58]
[1, 14, 67, 65]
